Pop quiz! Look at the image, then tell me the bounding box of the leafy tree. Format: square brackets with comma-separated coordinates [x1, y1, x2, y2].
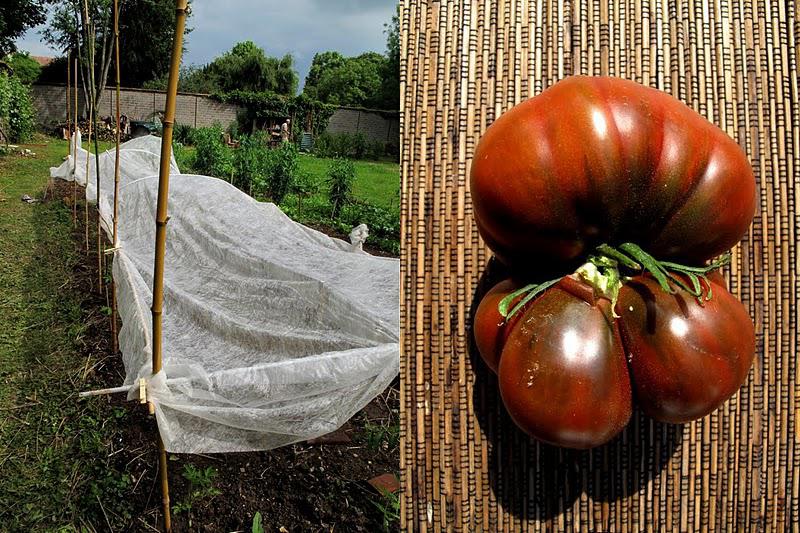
[204, 41, 298, 95]
[314, 52, 386, 108]
[0, 71, 36, 142]
[302, 6, 400, 110]
[303, 51, 345, 99]
[42, 0, 192, 109]
[117, 0, 192, 87]
[5, 52, 42, 84]
[0, 0, 50, 57]
[381, 5, 400, 110]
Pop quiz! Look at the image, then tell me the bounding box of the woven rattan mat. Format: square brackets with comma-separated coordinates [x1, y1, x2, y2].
[400, 1, 798, 530]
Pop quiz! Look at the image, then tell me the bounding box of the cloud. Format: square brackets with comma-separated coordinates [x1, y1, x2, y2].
[15, 0, 397, 90]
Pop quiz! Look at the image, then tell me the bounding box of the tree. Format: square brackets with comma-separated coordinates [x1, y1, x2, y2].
[204, 41, 298, 95]
[5, 52, 42, 84]
[380, 5, 400, 110]
[0, 0, 50, 57]
[42, 0, 192, 110]
[117, 0, 191, 87]
[303, 51, 345, 99]
[42, 0, 115, 111]
[314, 52, 386, 109]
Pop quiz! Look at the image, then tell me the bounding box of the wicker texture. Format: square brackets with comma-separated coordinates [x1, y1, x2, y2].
[400, 1, 799, 530]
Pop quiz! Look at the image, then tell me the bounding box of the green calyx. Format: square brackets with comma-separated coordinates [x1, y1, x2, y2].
[497, 243, 731, 321]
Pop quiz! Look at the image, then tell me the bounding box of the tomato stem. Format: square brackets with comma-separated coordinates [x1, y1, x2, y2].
[494, 244, 731, 321]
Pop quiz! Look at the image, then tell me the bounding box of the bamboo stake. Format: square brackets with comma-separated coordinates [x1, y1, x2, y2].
[81, 0, 91, 253]
[66, 50, 71, 158]
[72, 57, 78, 224]
[111, 0, 121, 353]
[84, 105, 92, 252]
[150, 2, 189, 531]
[86, 2, 104, 294]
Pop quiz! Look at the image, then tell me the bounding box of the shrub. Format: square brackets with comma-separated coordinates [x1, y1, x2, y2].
[314, 132, 387, 160]
[266, 141, 298, 204]
[288, 171, 319, 214]
[326, 157, 355, 219]
[233, 132, 270, 195]
[0, 72, 35, 143]
[172, 123, 195, 145]
[191, 126, 233, 179]
[172, 141, 195, 172]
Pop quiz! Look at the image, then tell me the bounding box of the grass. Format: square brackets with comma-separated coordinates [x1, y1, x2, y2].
[296, 153, 399, 210]
[0, 134, 148, 530]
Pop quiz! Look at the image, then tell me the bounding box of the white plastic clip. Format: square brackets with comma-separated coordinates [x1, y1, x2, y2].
[104, 245, 121, 255]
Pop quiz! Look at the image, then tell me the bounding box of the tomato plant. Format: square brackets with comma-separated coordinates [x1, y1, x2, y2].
[471, 77, 756, 449]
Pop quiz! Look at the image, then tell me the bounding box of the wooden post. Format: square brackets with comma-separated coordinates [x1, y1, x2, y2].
[150, 2, 189, 531]
[111, 0, 121, 353]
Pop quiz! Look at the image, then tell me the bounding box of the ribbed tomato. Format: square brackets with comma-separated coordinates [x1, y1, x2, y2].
[617, 272, 755, 423]
[470, 76, 756, 449]
[470, 76, 756, 269]
[481, 271, 754, 448]
[497, 276, 632, 449]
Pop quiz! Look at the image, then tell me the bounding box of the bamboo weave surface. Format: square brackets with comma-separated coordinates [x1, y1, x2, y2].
[399, 0, 799, 531]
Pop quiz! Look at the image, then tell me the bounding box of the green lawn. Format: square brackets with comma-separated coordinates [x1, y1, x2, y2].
[0, 135, 150, 529]
[297, 153, 399, 209]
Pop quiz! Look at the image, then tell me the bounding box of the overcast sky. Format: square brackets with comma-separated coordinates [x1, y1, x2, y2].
[15, 0, 397, 90]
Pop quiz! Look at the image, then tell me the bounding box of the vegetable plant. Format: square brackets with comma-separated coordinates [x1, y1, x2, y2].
[471, 76, 756, 449]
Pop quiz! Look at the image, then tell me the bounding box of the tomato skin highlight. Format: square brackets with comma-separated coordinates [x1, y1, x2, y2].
[498, 278, 632, 449]
[617, 273, 755, 424]
[473, 279, 523, 373]
[470, 76, 756, 268]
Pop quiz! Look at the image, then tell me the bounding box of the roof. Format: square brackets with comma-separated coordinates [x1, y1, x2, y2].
[30, 56, 55, 67]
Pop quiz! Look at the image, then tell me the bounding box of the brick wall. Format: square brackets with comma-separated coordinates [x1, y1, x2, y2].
[31, 84, 399, 143]
[31, 83, 243, 129]
[326, 107, 399, 144]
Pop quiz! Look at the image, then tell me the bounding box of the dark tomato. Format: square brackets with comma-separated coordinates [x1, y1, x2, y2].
[498, 276, 632, 449]
[470, 76, 756, 268]
[473, 279, 523, 373]
[616, 272, 755, 423]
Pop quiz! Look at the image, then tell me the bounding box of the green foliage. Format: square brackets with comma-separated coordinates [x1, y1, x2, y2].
[327, 158, 355, 219]
[252, 512, 264, 533]
[233, 132, 270, 194]
[0, 72, 36, 142]
[0, 0, 48, 56]
[337, 200, 400, 255]
[214, 90, 335, 136]
[266, 141, 299, 204]
[191, 126, 233, 178]
[173, 123, 196, 145]
[381, 6, 401, 110]
[41, 0, 191, 89]
[314, 52, 387, 108]
[361, 420, 400, 451]
[172, 141, 195, 172]
[315, 132, 389, 161]
[303, 7, 400, 111]
[5, 52, 41, 84]
[173, 464, 222, 518]
[303, 51, 346, 99]
[370, 488, 400, 532]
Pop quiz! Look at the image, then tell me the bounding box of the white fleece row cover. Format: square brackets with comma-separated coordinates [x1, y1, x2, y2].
[51, 134, 399, 453]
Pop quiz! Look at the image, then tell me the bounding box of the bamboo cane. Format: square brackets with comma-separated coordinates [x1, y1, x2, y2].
[86, 3, 104, 293]
[72, 57, 78, 224]
[84, 105, 92, 252]
[111, 0, 121, 353]
[81, 0, 91, 253]
[150, 2, 189, 531]
[66, 50, 71, 157]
